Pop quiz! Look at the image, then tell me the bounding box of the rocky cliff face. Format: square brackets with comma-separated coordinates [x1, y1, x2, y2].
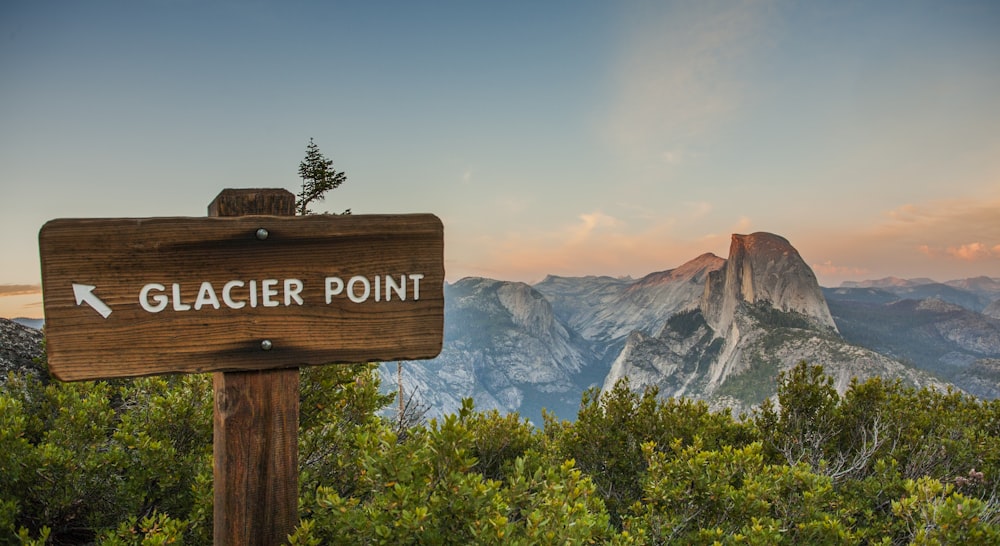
[376, 233, 985, 421]
[0, 318, 45, 381]
[600, 232, 949, 413]
[840, 276, 1000, 312]
[602, 306, 944, 415]
[536, 253, 724, 346]
[701, 233, 836, 335]
[384, 277, 598, 424]
[985, 299, 1000, 320]
[825, 291, 1000, 396]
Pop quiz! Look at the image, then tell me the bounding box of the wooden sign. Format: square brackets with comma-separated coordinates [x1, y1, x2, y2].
[39, 213, 444, 381]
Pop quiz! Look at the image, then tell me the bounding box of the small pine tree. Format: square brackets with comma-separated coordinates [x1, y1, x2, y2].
[296, 138, 348, 215]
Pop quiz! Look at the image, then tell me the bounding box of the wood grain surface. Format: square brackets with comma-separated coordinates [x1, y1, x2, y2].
[210, 188, 299, 546]
[39, 211, 444, 380]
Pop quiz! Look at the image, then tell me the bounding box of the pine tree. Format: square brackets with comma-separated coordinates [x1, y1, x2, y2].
[296, 138, 348, 215]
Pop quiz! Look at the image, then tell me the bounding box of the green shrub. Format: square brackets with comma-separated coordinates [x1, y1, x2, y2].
[5, 341, 1000, 545]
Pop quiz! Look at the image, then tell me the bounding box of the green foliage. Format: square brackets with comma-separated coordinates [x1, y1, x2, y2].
[745, 301, 814, 330]
[298, 363, 394, 500]
[617, 441, 854, 545]
[464, 408, 541, 481]
[0, 355, 389, 544]
[5, 340, 1000, 544]
[754, 361, 1000, 543]
[293, 399, 612, 545]
[97, 512, 189, 546]
[893, 477, 1000, 545]
[296, 137, 347, 215]
[0, 370, 213, 544]
[546, 380, 755, 525]
[664, 309, 707, 338]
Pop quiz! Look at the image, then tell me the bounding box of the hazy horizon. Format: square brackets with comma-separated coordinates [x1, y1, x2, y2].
[3, 249, 998, 320]
[3, 1, 999, 319]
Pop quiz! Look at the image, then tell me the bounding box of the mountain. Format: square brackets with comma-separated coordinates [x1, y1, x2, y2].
[824, 287, 1000, 398]
[535, 253, 724, 351]
[700, 232, 836, 334]
[0, 318, 46, 382]
[945, 276, 1000, 301]
[11, 317, 44, 330]
[986, 299, 1000, 320]
[384, 232, 961, 422]
[382, 278, 601, 424]
[3, 234, 989, 423]
[839, 276, 1000, 312]
[841, 276, 936, 289]
[601, 233, 940, 414]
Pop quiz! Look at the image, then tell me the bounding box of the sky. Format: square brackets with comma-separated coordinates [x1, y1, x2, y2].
[1, 0, 999, 319]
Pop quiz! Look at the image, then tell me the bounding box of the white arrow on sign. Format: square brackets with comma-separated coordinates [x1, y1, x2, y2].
[72, 283, 112, 318]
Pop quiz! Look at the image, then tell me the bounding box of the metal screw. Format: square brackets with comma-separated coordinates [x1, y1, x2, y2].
[256, 228, 269, 240]
[260, 339, 273, 351]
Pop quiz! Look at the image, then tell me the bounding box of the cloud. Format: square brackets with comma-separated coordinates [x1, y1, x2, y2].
[607, 0, 777, 160]
[449, 210, 734, 283]
[662, 149, 685, 165]
[497, 196, 532, 215]
[875, 199, 1000, 242]
[946, 242, 995, 261]
[921, 242, 1000, 261]
[869, 200, 1000, 265]
[811, 261, 870, 278]
[684, 201, 713, 220]
[569, 211, 621, 244]
[732, 216, 753, 233]
[802, 196, 1000, 285]
[0, 284, 41, 297]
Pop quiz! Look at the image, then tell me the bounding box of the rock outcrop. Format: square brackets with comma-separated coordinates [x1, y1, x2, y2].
[702, 233, 836, 334]
[536, 253, 724, 346]
[601, 232, 945, 413]
[985, 299, 1000, 320]
[0, 318, 45, 381]
[384, 277, 598, 424]
[385, 232, 982, 422]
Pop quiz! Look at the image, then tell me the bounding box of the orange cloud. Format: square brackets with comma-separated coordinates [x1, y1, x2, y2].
[450, 211, 728, 282]
[875, 199, 1000, 242]
[800, 195, 1000, 285]
[0, 284, 41, 297]
[569, 211, 621, 244]
[946, 242, 995, 260]
[811, 261, 870, 278]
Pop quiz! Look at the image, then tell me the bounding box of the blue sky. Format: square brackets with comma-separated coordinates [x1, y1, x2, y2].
[2, 0, 999, 318]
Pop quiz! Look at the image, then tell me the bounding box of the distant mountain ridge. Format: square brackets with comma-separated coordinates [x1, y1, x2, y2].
[385, 233, 993, 422]
[3, 246, 997, 422]
[825, 275, 1000, 399]
[599, 233, 940, 415]
[837, 276, 1000, 312]
[10, 318, 44, 330]
[536, 253, 724, 346]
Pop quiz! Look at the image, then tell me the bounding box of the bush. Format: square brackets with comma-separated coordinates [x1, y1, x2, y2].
[0, 372, 213, 544]
[4, 344, 1000, 544]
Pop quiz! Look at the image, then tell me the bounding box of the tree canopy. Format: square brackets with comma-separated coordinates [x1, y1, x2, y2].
[4, 359, 1000, 544]
[296, 138, 347, 215]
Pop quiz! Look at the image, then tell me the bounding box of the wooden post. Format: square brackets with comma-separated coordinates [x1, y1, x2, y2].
[210, 189, 299, 546]
[40, 187, 443, 542]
